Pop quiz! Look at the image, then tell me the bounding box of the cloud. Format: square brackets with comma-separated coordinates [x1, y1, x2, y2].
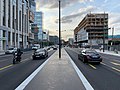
[108, 13, 120, 35]
[104, 0, 109, 3]
[109, 13, 120, 26]
[36, 0, 94, 9]
[55, 6, 96, 23]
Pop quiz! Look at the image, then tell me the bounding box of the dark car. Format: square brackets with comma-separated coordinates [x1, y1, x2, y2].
[52, 46, 57, 50]
[78, 49, 102, 64]
[32, 48, 48, 60]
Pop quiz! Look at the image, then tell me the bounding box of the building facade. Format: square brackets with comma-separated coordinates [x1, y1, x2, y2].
[68, 38, 74, 46]
[0, 0, 30, 51]
[28, 0, 36, 47]
[49, 36, 59, 45]
[31, 23, 39, 43]
[43, 30, 49, 41]
[74, 13, 108, 47]
[34, 12, 43, 40]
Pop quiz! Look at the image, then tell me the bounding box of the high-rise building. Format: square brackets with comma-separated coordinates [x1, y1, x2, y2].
[74, 13, 108, 46]
[43, 30, 49, 41]
[34, 12, 43, 40]
[49, 36, 59, 45]
[31, 23, 39, 43]
[28, 0, 36, 47]
[0, 0, 30, 51]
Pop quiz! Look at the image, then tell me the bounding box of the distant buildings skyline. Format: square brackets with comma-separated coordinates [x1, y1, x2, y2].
[36, 0, 120, 41]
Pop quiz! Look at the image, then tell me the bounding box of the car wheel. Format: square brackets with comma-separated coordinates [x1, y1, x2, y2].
[33, 57, 36, 60]
[83, 57, 86, 63]
[97, 62, 100, 64]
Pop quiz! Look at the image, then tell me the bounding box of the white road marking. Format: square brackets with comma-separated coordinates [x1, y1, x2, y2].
[89, 64, 97, 69]
[65, 49, 94, 90]
[101, 62, 106, 65]
[111, 62, 120, 66]
[15, 51, 55, 90]
[112, 67, 120, 72]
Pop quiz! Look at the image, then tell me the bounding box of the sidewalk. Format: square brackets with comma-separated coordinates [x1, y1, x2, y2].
[16, 48, 93, 90]
[95, 49, 120, 57]
[0, 51, 5, 55]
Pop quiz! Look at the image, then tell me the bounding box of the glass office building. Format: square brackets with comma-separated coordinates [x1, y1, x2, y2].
[34, 12, 43, 40]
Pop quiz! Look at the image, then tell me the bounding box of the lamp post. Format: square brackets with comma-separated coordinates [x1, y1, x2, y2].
[103, 12, 105, 52]
[22, 2, 24, 49]
[14, 19, 17, 48]
[59, 0, 61, 58]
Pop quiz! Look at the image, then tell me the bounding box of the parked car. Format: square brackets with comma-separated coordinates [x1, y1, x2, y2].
[32, 48, 48, 60]
[5, 48, 17, 54]
[78, 49, 102, 64]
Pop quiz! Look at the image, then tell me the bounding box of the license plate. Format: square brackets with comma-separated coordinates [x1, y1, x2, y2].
[92, 56, 98, 58]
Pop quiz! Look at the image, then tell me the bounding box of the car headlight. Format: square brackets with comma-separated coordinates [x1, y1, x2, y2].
[42, 52, 45, 55]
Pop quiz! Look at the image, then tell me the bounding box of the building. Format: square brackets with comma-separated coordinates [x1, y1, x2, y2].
[68, 38, 74, 46]
[43, 30, 49, 41]
[108, 35, 120, 45]
[31, 23, 39, 43]
[49, 36, 59, 45]
[0, 0, 30, 51]
[74, 13, 108, 47]
[34, 12, 43, 40]
[28, 0, 36, 47]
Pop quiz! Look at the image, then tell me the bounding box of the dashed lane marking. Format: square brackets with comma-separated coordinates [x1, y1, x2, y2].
[0, 58, 31, 71]
[89, 64, 97, 69]
[111, 62, 120, 66]
[101, 62, 120, 73]
[112, 67, 120, 72]
[101, 62, 106, 65]
[0, 64, 13, 71]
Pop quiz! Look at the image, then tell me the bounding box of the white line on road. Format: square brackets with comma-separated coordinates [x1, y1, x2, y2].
[65, 49, 94, 90]
[15, 51, 55, 90]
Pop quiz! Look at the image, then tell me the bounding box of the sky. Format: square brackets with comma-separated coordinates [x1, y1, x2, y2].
[35, 0, 120, 41]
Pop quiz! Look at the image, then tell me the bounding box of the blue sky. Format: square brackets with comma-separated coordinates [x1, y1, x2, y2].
[36, 0, 120, 40]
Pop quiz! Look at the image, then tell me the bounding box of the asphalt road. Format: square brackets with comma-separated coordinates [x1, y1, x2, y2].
[0, 49, 55, 90]
[65, 47, 120, 90]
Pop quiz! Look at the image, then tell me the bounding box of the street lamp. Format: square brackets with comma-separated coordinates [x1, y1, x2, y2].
[58, 0, 61, 58]
[22, 2, 24, 49]
[14, 19, 17, 48]
[103, 12, 106, 52]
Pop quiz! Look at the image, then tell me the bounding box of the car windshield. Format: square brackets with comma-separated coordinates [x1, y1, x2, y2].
[85, 50, 97, 54]
[36, 49, 44, 52]
[8, 48, 14, 50]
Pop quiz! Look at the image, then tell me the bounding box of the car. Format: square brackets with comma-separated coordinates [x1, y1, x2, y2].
[5, 48, 17, 54]
[78, 49, 102, 64]
[52, 46, 57, 50]
[32, 46, 39, 50]
[32, 48, 48, 60]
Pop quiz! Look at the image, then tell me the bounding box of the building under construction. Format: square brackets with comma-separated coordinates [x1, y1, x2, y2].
[74, 13, 108, 47]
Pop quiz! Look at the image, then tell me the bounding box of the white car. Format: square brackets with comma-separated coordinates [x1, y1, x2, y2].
[5, 48, 17, 54]
[32, 46, 38, 50]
